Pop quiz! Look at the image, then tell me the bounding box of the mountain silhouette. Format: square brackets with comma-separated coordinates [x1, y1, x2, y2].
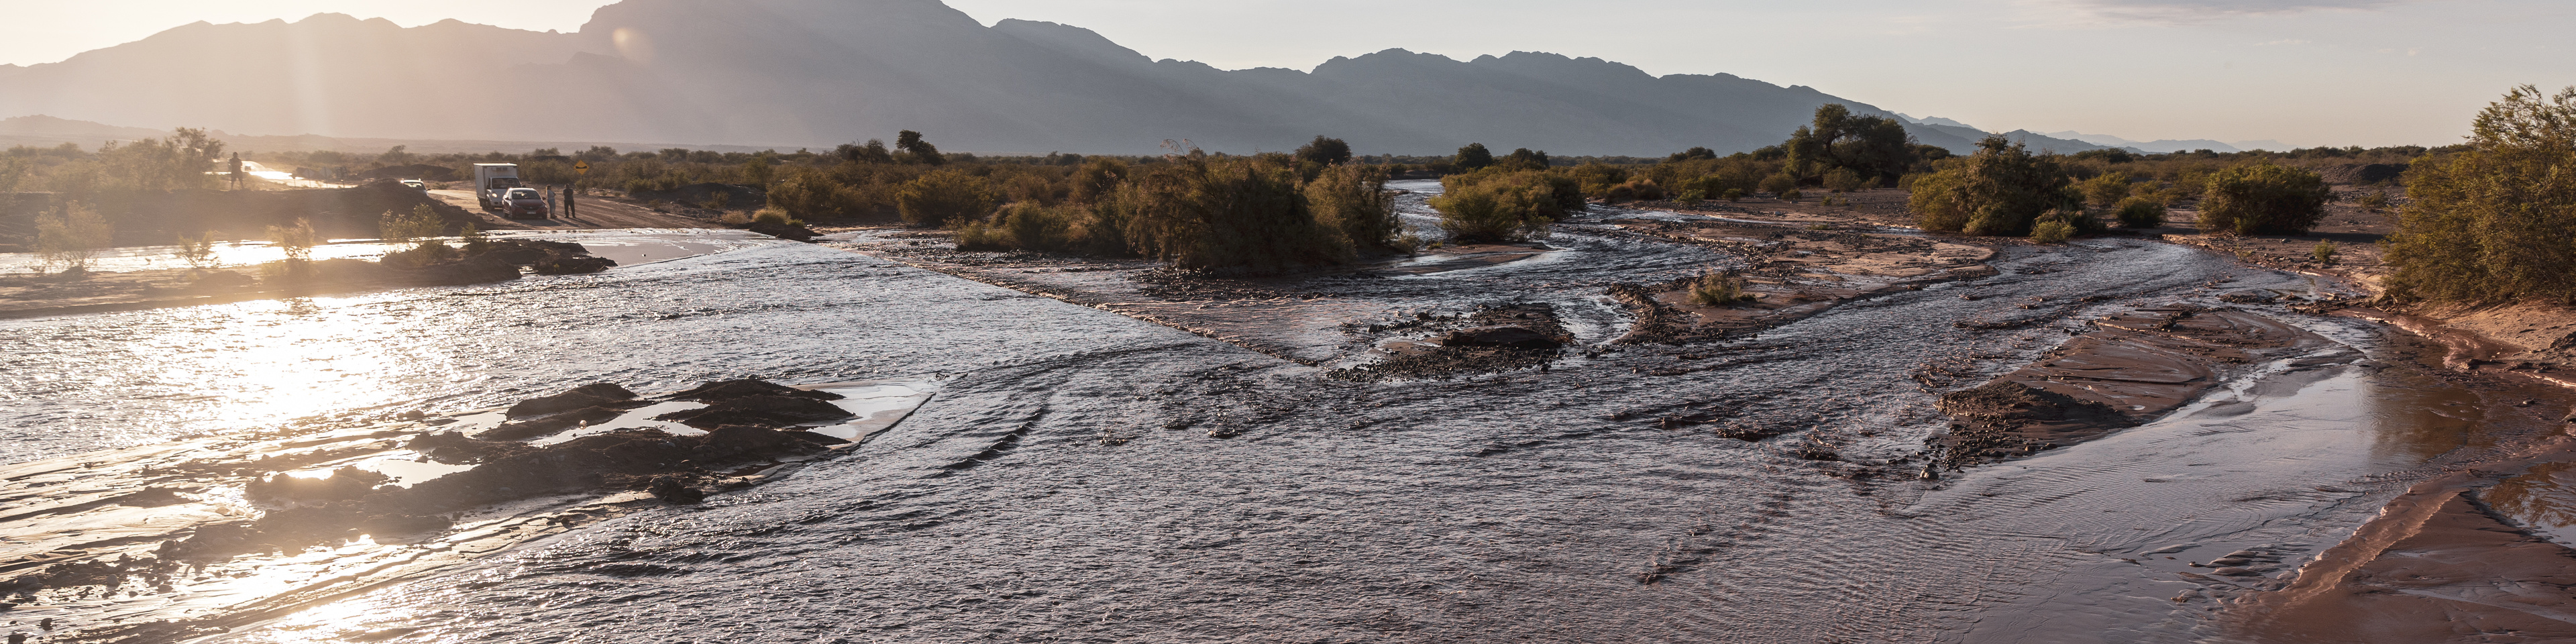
[0, 0, 2122, 156]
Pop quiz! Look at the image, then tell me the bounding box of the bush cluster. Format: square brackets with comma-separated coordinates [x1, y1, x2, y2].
[2385, 85, 2576, 304]
[1909, 136, 2080, 236]
[2196, 164, 2330, 235]
[955, 150, 1403, 274]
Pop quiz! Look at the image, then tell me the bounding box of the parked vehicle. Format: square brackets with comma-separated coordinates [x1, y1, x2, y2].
[500, 188, 550, 219]
[473, 164, 522, 211]
[400, 178, 426, 191]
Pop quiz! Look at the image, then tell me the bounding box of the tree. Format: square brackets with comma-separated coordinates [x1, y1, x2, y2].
[1781, 105, 1915, 186]
[1295, 136, 1353, 166]
[1112, 152, 1346, 272]
[893, 170, 993, 226]
[268, 218, 319, 265]
[1668, 147, 1718, 162]
[895, 130, 945, 165]
[1453, 143, 1495, 171]
[1305, 164, 1399, 252]
[1498, 148, 1550, 171]
[2197, 164, 2330, 235]
[35, 201, 113, 274]
[379, 145, 415, 166]
[1909, 136, 2077, 235]
[2385, 85, 2576, 304]
[837, 140, 894, 164]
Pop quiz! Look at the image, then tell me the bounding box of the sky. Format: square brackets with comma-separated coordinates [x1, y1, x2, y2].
[3, 0, 2569, 148]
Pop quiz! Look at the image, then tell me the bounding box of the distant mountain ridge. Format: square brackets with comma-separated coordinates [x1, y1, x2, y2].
[0, 0, 2168, 156]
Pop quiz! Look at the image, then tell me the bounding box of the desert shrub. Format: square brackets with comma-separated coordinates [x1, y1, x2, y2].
[1721, 188, 1746, 201]
[1295, 136, 1353, 166]
[1909, 136, 2078, 236]
[2114, 197, 2166, 228]
[2077, 172, 2134, 209]
[1442, 170, 1584, 219]
[1823, 168, 1868, 193]
[894, 170, 996, 227]
[1780, 189, 1803, 201]
[2198, 163, 2330, 235]
[34, 201, 113, 273]
[1688, 271, 1749, 306]
[1114, 153, 1347, 273]
[2312, 240, 2339, 266]
[1306, 164, 1401, 252]
[895, 130, 945, 166]
[956, 202, 1124, 254]
[767, 169, 863, 219]
[266, 218, 319, 270]
[1676, 189, 1705, 204]
[753, 208, 794, 226]
[1430, 180, 1554, 243]
[2029, 219, 2074, 244]
[1497, 148, 1552, 172]
[2384, 85, 2576, 304]
[1759, 173, 1798, 195]
[176, 231, 219, 270]
[1605, 178, 1665, 203]
[380, 239, 460, 269]
[2357, 191, 2390, 211]
[1069, 158, 1130, 204]
[380, 204, 445, 242]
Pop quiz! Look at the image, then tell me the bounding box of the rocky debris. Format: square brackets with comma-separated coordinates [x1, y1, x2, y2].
[1440, 325, 1562, 350]
[1330, 303, 1570, 382]
[2219, 290, 2279, 304]
[669, 378, 843, 402]
[508, 382, 642, 417]
[1935, 380, 2133, 470]
[746, 220, 822, 242]
[655, 395, 853, 429]
[479, 405, 627, 441]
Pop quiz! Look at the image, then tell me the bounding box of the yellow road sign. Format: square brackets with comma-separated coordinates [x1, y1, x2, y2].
[574, 160, 591, 175]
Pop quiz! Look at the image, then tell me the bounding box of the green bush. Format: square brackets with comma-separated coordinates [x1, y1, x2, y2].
[2077, 172, 2135, 209]
[2029, 219, 2074, 244]
[2312, 240, 2339, 266]
[767, 168, 863, 219]
[2385, 85, 2576, 304]
[1759, 173, 1798, 195]
[34, 201, 113, 273]
[1454, 144, 1495, 171]
[2198, 163, 2330, 235]
[1909, 136, 2078, 236]
[2113, 197, 2166, 228]
[1688, 272, 1748, 306]
[1823, 168, 1868, 193]
[1305, 164, 1401, 252]
[1721, 188, 1746, 202]
[380, 204, 445, 242]
[1430, 180, 1553, 243]
[956, 202, 1124, 254]
[1114, 153, 1348, 273]
[894, 170, 996, 227]
[1442, 170, 1584, 219]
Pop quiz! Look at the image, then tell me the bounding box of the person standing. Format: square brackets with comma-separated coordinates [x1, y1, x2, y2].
[547, 185, 558, 217]
[227, 152, 244, 189]
[564, 184, 578, 219]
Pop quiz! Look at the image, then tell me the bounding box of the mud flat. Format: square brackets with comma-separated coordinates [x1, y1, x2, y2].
[1603, 219, 1996, 344]
[0, 378, 932, 642]
[1931, 306, 2345, 466]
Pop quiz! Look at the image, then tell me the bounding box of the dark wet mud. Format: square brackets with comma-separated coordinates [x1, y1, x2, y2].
[1, 190, 2571, 643]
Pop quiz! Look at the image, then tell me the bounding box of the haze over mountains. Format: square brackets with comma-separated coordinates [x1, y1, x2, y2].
[0, 0, 2192, 156]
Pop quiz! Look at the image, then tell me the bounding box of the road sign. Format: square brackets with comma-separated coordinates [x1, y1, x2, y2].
[574, 160, 591, 175]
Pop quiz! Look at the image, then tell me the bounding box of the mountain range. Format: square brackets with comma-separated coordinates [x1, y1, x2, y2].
[0, 0, 2174, 156]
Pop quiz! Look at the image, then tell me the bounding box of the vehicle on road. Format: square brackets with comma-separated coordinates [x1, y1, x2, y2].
[473, 164, 523, 211]
[400, 178, 426, 191]
[500, 188, 550, 219]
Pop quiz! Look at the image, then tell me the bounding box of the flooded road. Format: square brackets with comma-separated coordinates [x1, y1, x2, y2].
[3, 204, 2569, 642]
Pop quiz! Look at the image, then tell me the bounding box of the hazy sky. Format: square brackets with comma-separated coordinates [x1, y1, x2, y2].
[6, 0, 2569, 148]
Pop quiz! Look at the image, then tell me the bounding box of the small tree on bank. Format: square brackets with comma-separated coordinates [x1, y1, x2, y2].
[2196, 163, 2330, 235]
[2385, 85, 2576, 304]
[894, 170, 995, 227]
[1909, 136, 2078, 236]
[35, 201, 113, 274]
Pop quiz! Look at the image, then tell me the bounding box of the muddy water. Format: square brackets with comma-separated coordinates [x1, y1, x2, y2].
[3, 213, 2563, 642]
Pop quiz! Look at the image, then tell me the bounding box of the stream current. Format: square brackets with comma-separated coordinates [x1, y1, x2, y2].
[0, 203, 2557, 642]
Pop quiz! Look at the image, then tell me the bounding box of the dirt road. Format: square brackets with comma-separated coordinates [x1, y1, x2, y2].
[427, 189, 722, 230]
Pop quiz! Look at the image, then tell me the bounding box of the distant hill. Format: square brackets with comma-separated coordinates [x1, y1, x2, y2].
[2041, 131, 2242, 154]
[0, 0, 2200, 156]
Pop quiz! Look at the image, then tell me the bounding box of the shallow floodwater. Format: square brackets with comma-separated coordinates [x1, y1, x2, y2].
[1, 219, 2557, 642]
